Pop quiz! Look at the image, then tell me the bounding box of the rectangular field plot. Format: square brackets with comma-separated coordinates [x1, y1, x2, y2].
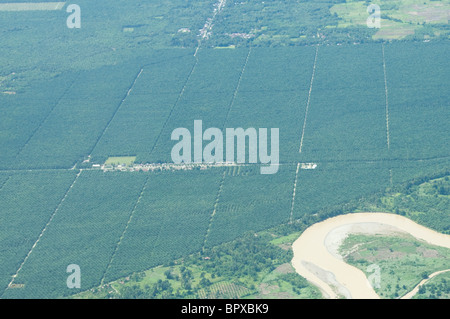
[383, 42, 449, 160]
[14, 97, 124, 169]
[388, 85, 449, 160]
[225, 91, 309, 163]
[218, 47, 315, 164]
[2, 171, 148, 299]
[103, 169, 223, 282]
[384, 42, 450, 89]
[298, 43, 389, 162]
[0, 73, 78, 169]
[149, 91, 241, 163]
[292, 162, 390, 219]
[238, 46, 316, 93]
[131, 53, 196, 95]
[0, 96, 52, 168]
[300, 88, 388, 162]
[63, 62, 142, 100]
[205, 164, 296, 248]
[146, 51, 253, 163]
[0, 170, 77, 294]
[90, 93, 182, 164]
[313, 44, 385, 91]
[184, 49, 250, 93]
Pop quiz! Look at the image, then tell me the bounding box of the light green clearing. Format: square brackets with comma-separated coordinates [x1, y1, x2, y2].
[330, 0, 450, 39]
[0, 2, 65, 11]
[73, 263, 252, 299]
[270, 231, 302, 246]
[339, 233, 450, 299]
[104, 156, 136, 166]
[214, 45, 236, 49]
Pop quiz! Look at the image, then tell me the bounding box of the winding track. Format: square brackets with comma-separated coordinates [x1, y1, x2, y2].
[401, 269, 450, 299]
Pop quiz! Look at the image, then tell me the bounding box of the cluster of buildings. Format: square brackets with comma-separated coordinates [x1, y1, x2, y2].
[300, 163, 318, 170]
[227, 32, 255, 39]
[92, 162, 239, 173]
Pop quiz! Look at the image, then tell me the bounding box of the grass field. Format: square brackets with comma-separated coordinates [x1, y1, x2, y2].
[104, 157, 136, 166]
[330, 0, 450, 40]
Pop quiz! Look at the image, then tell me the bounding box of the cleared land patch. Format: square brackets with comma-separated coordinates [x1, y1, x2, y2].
[0, 2, 65, 11]
[330, 0, 450, 40]
[104, 156, 136, 166]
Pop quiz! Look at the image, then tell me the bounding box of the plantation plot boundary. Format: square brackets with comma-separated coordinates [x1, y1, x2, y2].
[298, 44, 389, 162]
[383, 42, 449, 161]
[289, 163, 301, 224]
[221, 47, 252, 128]
[100, 175, 150, 285]
[202, 170, 227, 251]
[147, 57, 199, 157]
[86, 68, 144, 159]
[0, 175, 11, 193]
[0, 170, 81, 297]
[12, 73, 81, 163]
[382, 43, 391, 151]
[299, 45, 319, 154]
